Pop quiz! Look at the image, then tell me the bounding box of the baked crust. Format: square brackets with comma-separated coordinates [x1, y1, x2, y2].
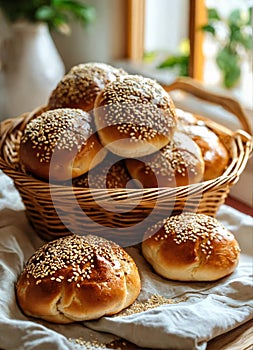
[16, 234, 141, 323]
[125, 131, 205, 188]
[176, 108, 229, 180]
[142, 212, 240, 281]
[19, 108, 107, 181]
[94, 75, 177, 157]
[72, 155, 133, 189]
[48, 62, 128, 112]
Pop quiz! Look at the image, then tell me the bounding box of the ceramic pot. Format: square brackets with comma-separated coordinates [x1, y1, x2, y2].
[1, 21, 65, 117]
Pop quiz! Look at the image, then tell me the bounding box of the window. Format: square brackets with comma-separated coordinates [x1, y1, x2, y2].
[127, 0, 207, 80]
[126, 0, 252, 110]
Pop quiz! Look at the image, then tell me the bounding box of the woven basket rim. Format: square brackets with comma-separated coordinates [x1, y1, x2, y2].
[0, 110, 252, 195]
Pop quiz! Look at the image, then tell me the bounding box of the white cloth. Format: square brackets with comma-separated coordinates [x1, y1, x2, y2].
[0, 170, 252, 350]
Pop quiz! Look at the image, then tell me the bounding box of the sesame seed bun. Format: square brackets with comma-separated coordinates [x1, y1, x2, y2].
[48, 62, 128, 112]
[16, 234, 141, 323]
[19, 108, 107, 181]
[142, 213, 240, 282]
[125, 132, 204, 188]
[93, 75, 177, 158]
[72, 155, 134, 189]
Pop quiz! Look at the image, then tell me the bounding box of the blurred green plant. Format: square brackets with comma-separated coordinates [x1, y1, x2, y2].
[201, 7, 252, 89]
[143, 51, 158, 64]
[156, 38, 190, 76]
[0, 0, 96, 34]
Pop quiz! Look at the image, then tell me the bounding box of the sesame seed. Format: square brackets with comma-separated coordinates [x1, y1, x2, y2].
[114, 294, 186, 316]
[21, 108, 93, 163]
[68, 336, 107, 348]
[73, 158, 132, 189]
[23, 234, 124, 285]
[95, 75, 177, 141]
[147, 213, 230, 258]
[48, 62, 127, 110]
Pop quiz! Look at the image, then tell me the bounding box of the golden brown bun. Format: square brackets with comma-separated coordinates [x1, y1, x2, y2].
[142, 212, 240, 282]
[176, 108, 229, 180]
[72, 155, 135, 189]
[16, 234, 141, 323]
[48, 62, 128, 112]
[181, 125, 229, 180]
[125, 132, 204, 188]
[19, 108, 107, 181]
[94, 75, 177, 158]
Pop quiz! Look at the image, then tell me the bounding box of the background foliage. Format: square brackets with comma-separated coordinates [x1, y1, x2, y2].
[201, 7, 252, 88]
[0, 0, 96, 34]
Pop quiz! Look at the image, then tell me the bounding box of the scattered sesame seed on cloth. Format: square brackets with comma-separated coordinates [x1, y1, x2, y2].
[0, 169, 252, 350]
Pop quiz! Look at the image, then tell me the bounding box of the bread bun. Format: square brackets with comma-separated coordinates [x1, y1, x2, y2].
[16, 234, 141, 323]
[19, 108, 107, 181]
[176, 108, 229, 180]
[72, 156, 134, 189]
[48, 62, 128, 112]
[94, 75, 177, 158]
[125, 132, 204, 188]
[142, 212, 240, 281]
[182, 124, 229, 180]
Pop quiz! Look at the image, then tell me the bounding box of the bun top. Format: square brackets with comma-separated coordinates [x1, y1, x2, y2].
[94, 75, 177, 142]
[149, 213, 236, 254]
[21, 108, 92, 160]
[19, 108, 106, 181]
[23, 234, 129, 282]
[48, 62, 128, 111]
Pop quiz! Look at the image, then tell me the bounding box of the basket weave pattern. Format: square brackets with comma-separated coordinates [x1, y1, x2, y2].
[0, 79, 252, 244]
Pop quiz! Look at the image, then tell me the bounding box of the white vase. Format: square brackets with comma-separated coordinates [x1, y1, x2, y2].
[1, 21, 65, 117]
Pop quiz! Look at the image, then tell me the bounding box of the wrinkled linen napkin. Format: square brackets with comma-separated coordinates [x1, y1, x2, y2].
[0, 170, 252, 350]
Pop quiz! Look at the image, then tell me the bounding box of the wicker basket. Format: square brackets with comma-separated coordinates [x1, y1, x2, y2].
[0, 78, 252, 246]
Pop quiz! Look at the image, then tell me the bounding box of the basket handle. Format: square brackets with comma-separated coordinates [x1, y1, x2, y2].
[162, 77, 252, 135]
[0, 118, 16, 150]
[0, 113, 28, 150]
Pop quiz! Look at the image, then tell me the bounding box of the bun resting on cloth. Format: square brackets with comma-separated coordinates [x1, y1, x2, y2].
[48, 62, 128, 112]
[125, 131, 204, 188]
[19, 108, 107, 181]
[94, 75, 178, 158]
[142, 212, 240, 281]
[16, 234, 141, 324]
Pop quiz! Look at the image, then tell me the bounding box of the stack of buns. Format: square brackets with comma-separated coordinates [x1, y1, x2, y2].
[19, 62, 230, 187]
[15, 64, 239, 324]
